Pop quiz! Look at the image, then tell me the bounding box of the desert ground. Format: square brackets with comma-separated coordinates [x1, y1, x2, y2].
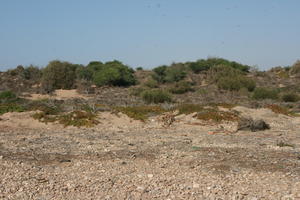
[0, 100, 300, 200]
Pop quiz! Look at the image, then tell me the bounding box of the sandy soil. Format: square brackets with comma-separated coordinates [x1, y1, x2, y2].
[22, 89, 90, 101]
[0, 107, 300, 199]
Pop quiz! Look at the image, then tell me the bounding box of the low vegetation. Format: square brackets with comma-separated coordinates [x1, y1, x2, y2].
[281, 93, 299, 102]
[252, 88, 279, 100]
[265, 104, 291, 116]
[115, 106, 166, 121]
[141, 89, 172, 104]
[168, 81, 194, 94]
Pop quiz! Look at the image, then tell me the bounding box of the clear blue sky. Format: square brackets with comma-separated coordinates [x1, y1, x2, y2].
[0, 0, 299, 70]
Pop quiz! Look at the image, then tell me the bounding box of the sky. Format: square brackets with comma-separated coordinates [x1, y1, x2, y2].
[0, 0, 300, 71]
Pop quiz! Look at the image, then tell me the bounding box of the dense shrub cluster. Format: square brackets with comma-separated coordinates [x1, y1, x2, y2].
[188, 57, 250, 73]
[42, 60, 80, 92]
[210, 65, 256, 91]
[141, 89, 172, 104]
[93, 61, 136, 86]
[168, 81, 194, 94]
[252, 88, 279, 100]
[40, 60, 136, 92]
[152, 64, 186, 83]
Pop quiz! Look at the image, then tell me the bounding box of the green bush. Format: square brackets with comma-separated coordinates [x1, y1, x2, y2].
[211, 65, 256, 91]
[129, 87, 146, 96]
[41, 60, 79, 92]
[189, 57, 250, 73]
[136, 67, 143, 71]
[152, 64, 186, 83]
[144, 79, 159, 88]
[152, 65, 167, 83]
[93, 60, 136, 86]
[141, 89, 172, 104]
[24, 65, 42, 81]
[217, 76, 256, 91]
[281, 93, 299, 102]
[253, 88, 279, 100]
[168, 81, 194, 94]
[0, 91, 17, 102]
[164, 66, 186, 83]
[0, 103, 24, 115]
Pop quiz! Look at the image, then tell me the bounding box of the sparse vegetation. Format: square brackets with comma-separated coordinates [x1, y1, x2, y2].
[265, 104, 291, 116]
[197, 109, 239, 122]
[0, 103, 25, 115]
[175, 104, 204, 115]
[58, 111, 99, 127]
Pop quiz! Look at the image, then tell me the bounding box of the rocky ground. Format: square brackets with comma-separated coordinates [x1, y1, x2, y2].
[0, 107, 300, 199]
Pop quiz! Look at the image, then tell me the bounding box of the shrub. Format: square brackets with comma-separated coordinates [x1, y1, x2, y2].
[24, 65, 42, 81]
[144, 79, 159, 88]
[175, 104, 204, 114]
[217, 76, 256, 91]
[265, 104, 291, 115]
[41, 60, 79, 92]
[129, 87, 146, 96]
[93, 60, 136, 86]
[136, 67, 143, 71]
[164, 66, 186, 83]
[152, 64, 186, 83]
[0, 103, 24, 115]
[58, 111, 99, 127]
[168, 81, 194, 94]
[0, 91, 17, 102]
[26, 99, 61, 115]
[197, 110, 239, 122]
[189, 57, 250, 73]
[115, 106, 166, 121]
[211, 65, 256, 91]
[281, 93, 299, 102]
[152, 65, 167, 83]
[252, 88, 279, 100]
[217, 77, 243, 91]
[290, 60, 300, 75]
[141, 89, 172, 104]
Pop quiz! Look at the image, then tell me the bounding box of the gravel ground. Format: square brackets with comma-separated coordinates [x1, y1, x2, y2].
[0, 108, 300, 199]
